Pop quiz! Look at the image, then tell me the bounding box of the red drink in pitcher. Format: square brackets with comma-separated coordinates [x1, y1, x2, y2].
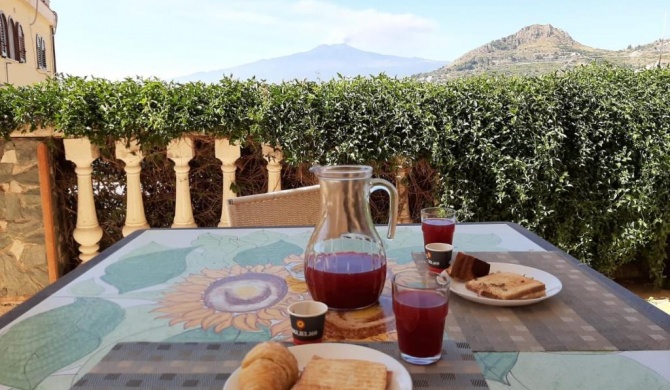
[422, 218, 455, 245]
[305, 252, 386, 310]
[393, 290, 449, 360]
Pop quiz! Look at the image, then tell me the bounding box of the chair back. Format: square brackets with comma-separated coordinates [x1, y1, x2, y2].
[226, 185, 321, 227]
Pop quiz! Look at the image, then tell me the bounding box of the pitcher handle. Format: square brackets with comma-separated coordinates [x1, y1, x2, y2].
[370, 178, 399, 239]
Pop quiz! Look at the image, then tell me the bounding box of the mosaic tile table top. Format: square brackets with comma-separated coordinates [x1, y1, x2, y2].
[0, 223, 668, 390]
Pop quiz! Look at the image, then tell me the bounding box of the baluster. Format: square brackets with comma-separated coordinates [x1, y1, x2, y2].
[262, 144, 283, 192]
[63, 138, 103, 262]
[167, 137, 197, 228]
[115, 139, 150, 236]
[395, 157, 412, 223]
[215, 138, 241, 227]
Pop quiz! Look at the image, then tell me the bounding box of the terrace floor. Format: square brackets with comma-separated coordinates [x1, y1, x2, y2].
[619, 282, 670, 314]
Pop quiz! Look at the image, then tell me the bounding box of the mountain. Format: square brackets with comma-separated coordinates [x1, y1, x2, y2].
[174, 44, 449, 84]
[416, 24, 668, 82]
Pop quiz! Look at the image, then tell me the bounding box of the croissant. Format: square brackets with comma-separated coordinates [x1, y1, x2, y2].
[239, 342, 299, 390]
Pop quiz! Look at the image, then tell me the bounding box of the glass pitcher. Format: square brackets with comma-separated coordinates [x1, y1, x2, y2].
[304, 165, 398, 310]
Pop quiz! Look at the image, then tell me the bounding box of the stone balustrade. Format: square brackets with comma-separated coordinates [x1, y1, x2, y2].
[115, 139, 150, 236]
[1, 132, 414, 303]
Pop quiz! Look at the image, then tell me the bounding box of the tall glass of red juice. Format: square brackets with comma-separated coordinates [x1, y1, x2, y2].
[421, 207, 456, 246]
[392, 269, 450, 365]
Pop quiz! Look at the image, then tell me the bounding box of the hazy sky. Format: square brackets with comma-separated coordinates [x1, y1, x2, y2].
[54, 0, 670, 80]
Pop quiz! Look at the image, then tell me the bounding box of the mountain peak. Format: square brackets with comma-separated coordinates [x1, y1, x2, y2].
[416, 24, 597, 82]
[314, 43, 353, 49]
[309, 43, 360, 54]
[299, 43, 364, 59]
[510, 24, 576, 46]
[174, 43, 448, 83]
[479, 24, 579, 54]
[442, 24, 586, 71]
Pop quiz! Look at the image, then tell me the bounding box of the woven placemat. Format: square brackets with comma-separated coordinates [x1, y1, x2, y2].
[70, 341, 488, 390]
[413, 251, 670, 353]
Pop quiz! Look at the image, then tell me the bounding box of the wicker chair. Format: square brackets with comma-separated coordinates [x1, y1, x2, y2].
[226, 185, 321, 227]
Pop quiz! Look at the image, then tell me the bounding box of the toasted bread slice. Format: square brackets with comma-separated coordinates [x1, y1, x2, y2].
[292, 357, 387, 390]
[465, 272, 546, 300]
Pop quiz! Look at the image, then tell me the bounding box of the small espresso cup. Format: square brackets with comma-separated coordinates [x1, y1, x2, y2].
[425, 243, 454, 271]
[287, 300, 328, 345]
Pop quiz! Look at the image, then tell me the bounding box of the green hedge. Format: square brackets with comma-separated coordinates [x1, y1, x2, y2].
[1, 64, 669, 286]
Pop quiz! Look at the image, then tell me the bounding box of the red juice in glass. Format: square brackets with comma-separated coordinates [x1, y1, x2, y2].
[305, 252, 386, 310]
[393, 289, 449, 361]
[422, 218, 455, 245]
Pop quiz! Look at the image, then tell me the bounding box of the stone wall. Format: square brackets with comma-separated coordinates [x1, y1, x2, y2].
[0, 139, 50, 303]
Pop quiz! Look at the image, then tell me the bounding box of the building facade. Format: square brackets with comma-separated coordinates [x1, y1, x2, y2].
[1, 0, 56, 86]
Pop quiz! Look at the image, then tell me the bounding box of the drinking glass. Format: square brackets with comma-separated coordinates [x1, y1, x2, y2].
[392, 269, 450, 365]
[421, 207, 456, 246]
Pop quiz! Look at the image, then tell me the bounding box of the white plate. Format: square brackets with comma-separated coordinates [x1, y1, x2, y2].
[224, 342, 412, 390]
[450, 263, 562, 306]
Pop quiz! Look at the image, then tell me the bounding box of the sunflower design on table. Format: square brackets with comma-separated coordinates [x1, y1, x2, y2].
[283, 254, 308, 293]
[154, 264, 305, 337]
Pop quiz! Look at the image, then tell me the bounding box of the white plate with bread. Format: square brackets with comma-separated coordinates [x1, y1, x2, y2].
[224, 341, 412, 390]
[449, 262, 562, 306]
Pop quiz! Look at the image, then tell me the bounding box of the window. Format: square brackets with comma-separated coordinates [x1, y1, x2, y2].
[0, 13, 7, 58]
[36, 35, 47, 69]
[0, 15, 25, 62]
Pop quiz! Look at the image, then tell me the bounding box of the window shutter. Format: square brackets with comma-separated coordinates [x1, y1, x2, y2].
[12, 20, 19, 61]
[42, 38, 47, 69]
[7, 17, 14, 59]
[36, 34, 41, 68]
[37, 35, 44, 69]
[0, 14, 7, 58]
[35, 35, 47, 69]
[41, 37, 47, 69]
[18, 24, 25, 63]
